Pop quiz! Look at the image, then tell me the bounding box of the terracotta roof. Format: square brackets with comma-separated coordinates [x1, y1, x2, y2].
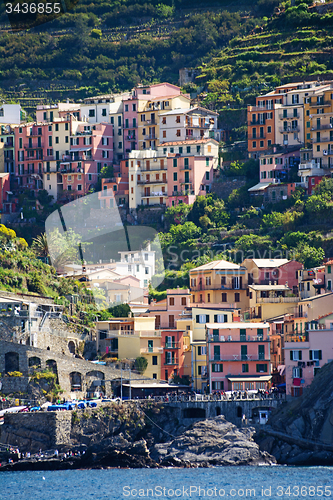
[325, 259, 333, 265]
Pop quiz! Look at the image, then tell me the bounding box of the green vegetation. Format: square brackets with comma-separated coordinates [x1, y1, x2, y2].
[135, 356, 149, 374]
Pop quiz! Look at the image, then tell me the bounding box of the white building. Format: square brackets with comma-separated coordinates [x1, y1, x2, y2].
[114, 247, 155, 289]
[159, 107, 220, 143]
[0, 104, 26, 125]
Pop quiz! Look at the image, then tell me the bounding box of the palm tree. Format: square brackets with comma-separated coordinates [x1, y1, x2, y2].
[32, 233, 49, 262]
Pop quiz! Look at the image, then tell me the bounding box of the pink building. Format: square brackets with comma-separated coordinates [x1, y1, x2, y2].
[141, 288, 191, 381]
[144, 288, 191, 329]
[284, 317, 333, 397]
[99, 176, 128, 208]
[243, 259, 303, 293]
[206, 322, 271, 392]
[60, 123, 113, 200]
[259, 149, 300, 183]
[166, 153, 214, 207]
[13, 122, 51, 195]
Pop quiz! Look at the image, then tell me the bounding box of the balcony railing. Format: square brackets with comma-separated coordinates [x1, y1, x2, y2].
[279, 114, 300, 120]
[309, 100, 331, 107]
[285, 333, 309, 342]
[191, 285, 246, 291]
[141, 347, 164, 354]
[311, 124, 333, 131]
[210, 354, 270, 362]
[279, 127, 300, 133]
[24, 144, 43, 149]
[164, 342, 181, 349]
[208, 335, 268, 343]
[256, 296, 299, 303]
[164, 358, 178, 365]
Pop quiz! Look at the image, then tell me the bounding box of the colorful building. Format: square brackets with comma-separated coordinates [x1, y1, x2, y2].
[206, 322, 271, 392]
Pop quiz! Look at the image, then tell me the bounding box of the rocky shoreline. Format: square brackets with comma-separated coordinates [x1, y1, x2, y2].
[0, 415, 276, 471]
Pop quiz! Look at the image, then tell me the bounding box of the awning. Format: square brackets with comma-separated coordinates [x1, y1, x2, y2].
[226, 375, 272, 382]
[6, 191, 13, 195]
[248, 182, 271, 192]
[69, 147, 92, 152]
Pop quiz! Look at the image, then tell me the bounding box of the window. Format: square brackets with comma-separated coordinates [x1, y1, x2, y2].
[221, 293, 227, 302]
[212, 363, 223, 372]
[240, 329, 246, 341]
[309, 350, 322, 360]
[292, 367, 303, 378]
[242, 364, 249, 373]
[173, 172, 177, 181]
[205, 171, 210, 180]
[205, 277, 211, 286]
[65, 123, 69, 131]
[258, 345, 265, 360]
[256, 364, 267, 373]
[65, 136, 69, 143]
[181, 297, 186, 306]
[197, 346, 206, 356]
[196, 314, 209, 324]
[102, 108, 107, 117]
[235, 292, 240, 302]
[152, 356, 158, 365]
[169, 297, 175, 306]
[173, 158, 177, 168]
[89, 109, 95, 117]
[77, 184, 82, 191]
[290, 350, 302, 361]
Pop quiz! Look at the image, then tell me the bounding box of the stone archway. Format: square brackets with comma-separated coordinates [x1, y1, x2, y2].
[29, 356, 41, 369]
[70, 371, 82, 392]
[5, 352, 19, 373]
[68, 341, 76, 355]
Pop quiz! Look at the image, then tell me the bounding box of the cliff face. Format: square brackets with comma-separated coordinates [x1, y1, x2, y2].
[0, 402, 275, 469]
[256, 361, 333, 465]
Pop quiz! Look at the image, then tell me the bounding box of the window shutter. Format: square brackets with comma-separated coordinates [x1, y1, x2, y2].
[196, 315, 199, 323]
[290, 351, 293, 361]
[214, 314, 217, 323]
[309, 350, 313, 360]
[206, 315, 210, 323]
[299, 351, 302, 360]
[319, 350, 322, 360]
[198, 346, 201, 356]
[224, 314, 228, 322]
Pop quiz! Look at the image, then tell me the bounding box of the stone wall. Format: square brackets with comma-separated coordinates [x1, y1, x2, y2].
[211, 177, 247, 200]
[1, 412, 72, 452]
[0, 340, 146, 398]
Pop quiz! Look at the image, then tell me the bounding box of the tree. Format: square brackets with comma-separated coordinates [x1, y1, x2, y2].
[108, 303, 131, 318]
[32, 233, 49, 260]
[294, 243, 325, 269]
[314, 177, 333, 197]
[100, 164, 114, 179]
[135, 356, 148, 374]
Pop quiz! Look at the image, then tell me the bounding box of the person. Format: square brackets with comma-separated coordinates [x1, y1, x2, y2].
[242, 413, 246, 426]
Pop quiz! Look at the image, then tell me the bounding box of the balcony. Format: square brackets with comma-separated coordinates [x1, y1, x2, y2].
[142, 120, 156, 125]
[279, 113, 300, 120]
[248, 119, 265, 126]
[191, 284, 246, 291]
[256, 296, 299, 303]
[309, 100, 331, 107]
[126, 136, 136, 141]
[138, 179, 166, 185]
[24, 144, 43, 149]
[140, 347, 163, 354]
[279, 127, 300, 133]
[285, 333, 309, 342]
[142, 191, 166, 198]
[209, 354, 270, 362]
[164, 342, 181, 349]
[312, 137, 333, 144]
[164, 358, 178, 365]
[144, 135, 156, 140]
[250, 135, 265, 140]
[311, 124, 333, 131]
[4, 141, 14, 148]
[208, 335, 268, 343]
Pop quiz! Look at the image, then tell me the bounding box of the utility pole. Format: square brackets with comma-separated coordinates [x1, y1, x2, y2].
[129, 366, 131, 400]
[120, 366, 123, 400]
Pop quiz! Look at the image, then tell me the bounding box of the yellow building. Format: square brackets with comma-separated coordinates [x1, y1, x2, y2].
[189, 260, 248, 311]
[137, 94, 190, 151]
[246, 284, 298, 321]
[96, 316, 162, 379]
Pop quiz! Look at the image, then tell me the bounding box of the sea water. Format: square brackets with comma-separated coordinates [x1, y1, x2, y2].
[0, 466, 332, 500]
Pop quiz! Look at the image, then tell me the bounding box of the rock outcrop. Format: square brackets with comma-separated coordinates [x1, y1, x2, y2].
[256, 361, 333, 465]
[152, 416, 276, 467]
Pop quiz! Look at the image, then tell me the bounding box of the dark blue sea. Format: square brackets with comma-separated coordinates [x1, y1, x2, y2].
[0, 466, 332, 500]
